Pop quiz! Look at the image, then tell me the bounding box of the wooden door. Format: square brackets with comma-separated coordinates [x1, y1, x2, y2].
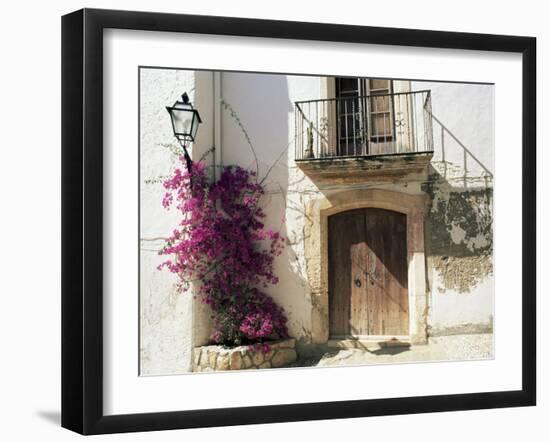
[366, 79, 396, 155]
[334, 78, 397, 156]
[328, 208, 409, 337]
[328, 209, 365, 336]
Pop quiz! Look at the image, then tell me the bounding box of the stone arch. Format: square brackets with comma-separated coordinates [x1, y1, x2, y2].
[304, 189, 429, 344]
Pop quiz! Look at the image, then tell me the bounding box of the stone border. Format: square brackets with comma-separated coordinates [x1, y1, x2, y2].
[192, 339, 297, 372]
[304, 188, 429, 345]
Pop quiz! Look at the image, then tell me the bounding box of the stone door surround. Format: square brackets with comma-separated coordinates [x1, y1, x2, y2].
[304, 188, 429, 345]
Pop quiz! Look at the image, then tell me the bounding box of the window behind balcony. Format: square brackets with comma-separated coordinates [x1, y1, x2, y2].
[367, 79, 394, 140]
[335, 77, 395, 156]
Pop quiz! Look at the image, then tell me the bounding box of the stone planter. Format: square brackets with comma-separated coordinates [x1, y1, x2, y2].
[193, 338, 297, 372]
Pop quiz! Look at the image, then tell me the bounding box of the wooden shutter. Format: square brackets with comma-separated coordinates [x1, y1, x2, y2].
[367, 79, 394, 141]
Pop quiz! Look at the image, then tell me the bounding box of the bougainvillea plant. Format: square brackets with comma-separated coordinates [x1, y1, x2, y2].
[158, 157, 288, 347]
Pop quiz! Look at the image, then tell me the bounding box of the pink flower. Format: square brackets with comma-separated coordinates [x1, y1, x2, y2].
[158, 159, 287, 346]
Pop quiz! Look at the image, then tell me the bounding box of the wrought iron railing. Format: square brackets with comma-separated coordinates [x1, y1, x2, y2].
[295, 90, 434, 161]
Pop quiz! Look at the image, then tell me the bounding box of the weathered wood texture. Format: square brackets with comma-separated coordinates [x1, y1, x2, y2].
[328, 209, 364, 336]
[328, 208, 409, 337]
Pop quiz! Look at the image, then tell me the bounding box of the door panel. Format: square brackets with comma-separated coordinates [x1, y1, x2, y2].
[328, 209, 365, 336]
[328, 208, 409, 338]
[364, 209, 409, 336]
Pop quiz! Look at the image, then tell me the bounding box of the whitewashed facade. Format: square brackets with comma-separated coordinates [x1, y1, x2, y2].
[140, 68, 494, 375]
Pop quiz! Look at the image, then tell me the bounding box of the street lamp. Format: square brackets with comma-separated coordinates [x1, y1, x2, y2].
[166, 92, 202, 173]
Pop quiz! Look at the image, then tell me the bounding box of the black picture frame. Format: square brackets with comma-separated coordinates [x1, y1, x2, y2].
[61, 8, 536, 435]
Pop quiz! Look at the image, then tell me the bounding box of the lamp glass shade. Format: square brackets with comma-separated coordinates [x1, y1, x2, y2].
[190, 113, 200, 140]
[170, 106, 194, 139]
[167, 94, 202, 144]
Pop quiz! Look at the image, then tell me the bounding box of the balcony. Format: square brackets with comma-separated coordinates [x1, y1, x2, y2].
[294, 90, 434, 184]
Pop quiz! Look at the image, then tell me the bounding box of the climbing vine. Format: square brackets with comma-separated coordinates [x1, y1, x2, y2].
[158, 159, 288, 346]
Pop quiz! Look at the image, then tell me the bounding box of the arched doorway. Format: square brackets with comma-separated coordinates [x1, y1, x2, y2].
[328, 208, 409, 338]
[304, 189, 428, 345]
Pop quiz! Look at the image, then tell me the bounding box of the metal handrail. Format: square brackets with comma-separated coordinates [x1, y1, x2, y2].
[295, 90, 434, 160]
[295, 90, 433, 105]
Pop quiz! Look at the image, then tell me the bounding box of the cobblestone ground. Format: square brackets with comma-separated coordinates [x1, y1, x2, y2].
[290, 333, 493, 368]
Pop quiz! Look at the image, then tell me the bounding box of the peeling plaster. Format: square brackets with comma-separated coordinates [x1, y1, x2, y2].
[433, 255, 493, 294]
[424, 172, 493, 294]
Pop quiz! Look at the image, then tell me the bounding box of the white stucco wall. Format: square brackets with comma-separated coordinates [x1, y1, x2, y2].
[139, 68, 215, 375]
[140, 70, 494, 374]
[221, 75, 495, 338]
[413, 81, 494, 176]
[220, 73, 322, 339]
[412, 81, 494, 333]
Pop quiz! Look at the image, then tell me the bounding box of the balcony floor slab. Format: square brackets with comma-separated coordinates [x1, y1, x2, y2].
[295, 151, 434, 184]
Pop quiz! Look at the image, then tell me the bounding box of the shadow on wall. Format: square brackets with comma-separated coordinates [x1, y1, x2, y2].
[221, 72, 293, 176]
[423, 114, 494, 294]
[219, 73, 311, 342]
[430, 113, 493, 184]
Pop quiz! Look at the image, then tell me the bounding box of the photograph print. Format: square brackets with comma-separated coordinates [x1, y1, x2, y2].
[139, 68, 494, 375]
